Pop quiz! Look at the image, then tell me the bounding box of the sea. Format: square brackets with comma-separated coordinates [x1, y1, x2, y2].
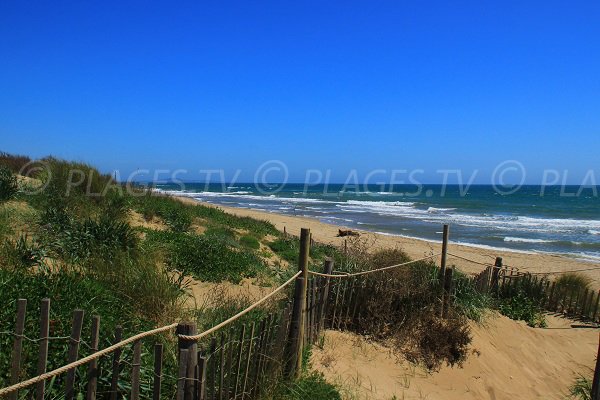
[153, 183, 600, 262]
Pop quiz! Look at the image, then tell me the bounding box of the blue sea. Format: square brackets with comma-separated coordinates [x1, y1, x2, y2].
[154, 183, 600, 262]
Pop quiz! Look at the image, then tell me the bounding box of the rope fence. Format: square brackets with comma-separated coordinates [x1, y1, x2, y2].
[308, 253, 441, 278]
[2, 224, 599, 399]
[0, 270, 302, 397]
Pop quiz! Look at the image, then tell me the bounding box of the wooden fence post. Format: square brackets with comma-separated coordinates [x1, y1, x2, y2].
[36, 298, 50, 400]
[491, 257, 503, 293]
[197, 353, 207, 400]
[592, 333, 600, 400]
[318, 258, 334, 334]
[65, 309, 85, 400]
[110, 326, 123, 400]
[284, 228, 310, 380]
[176, 322, 198, 400]
[86, 316, 101, 400]
[9, 298, 27, 400]
[131, 340, 142, 400]
[153, 344, 164, 400]
[439, 224, 449, 280]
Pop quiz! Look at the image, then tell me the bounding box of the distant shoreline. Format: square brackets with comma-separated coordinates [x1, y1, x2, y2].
[167, 193, 600, 285]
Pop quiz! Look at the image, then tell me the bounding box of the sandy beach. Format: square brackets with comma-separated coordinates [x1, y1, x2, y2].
[175, 196, 600, 283]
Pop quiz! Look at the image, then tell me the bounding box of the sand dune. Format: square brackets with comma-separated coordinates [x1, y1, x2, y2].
[312, 314, 598, 400]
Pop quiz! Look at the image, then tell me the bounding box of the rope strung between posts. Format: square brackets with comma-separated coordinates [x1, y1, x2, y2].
[308, 253, 441, 278]
[446, 252, 495, 267]
[0, 322, 179, 397]
[0, 270, 302, 396]
[178, 270, 301, 340]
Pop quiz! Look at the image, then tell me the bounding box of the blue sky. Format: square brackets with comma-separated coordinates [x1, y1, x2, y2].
[1, 1, 599, 183]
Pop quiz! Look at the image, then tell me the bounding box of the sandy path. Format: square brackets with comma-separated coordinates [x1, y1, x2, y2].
[174, 196, 600, 283]
[312, 314, 598, 400]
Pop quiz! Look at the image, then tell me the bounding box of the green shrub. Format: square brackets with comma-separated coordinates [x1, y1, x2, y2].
[147, 230, 267, 283]
[133, 193, 192, 232]
[332, 247, 472, 370]
[268, 237, 339, 266]
[189, 203, 279, 238]
[271, 371, 341, 400]
[239, 234, 260, 250]
[268, 238, 298, 262]
[0, 234, 46, 269]
[555, 273, 592, 306]
[0, 166, 18, 202]
[497, 291, 547, 327]
[453, 270, 492, 322]
[41, 208, 138, 264]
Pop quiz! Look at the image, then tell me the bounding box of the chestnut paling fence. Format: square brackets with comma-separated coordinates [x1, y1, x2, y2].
[1, 225, 599, 399]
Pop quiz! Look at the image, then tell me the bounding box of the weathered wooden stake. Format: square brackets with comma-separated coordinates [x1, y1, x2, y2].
[176, 322, 198, 400]
[86, 316, 101, 400]
[9, 299, 27, 400]
[176, 349, 189, 400]
[318, 259, 334, 334]
[491, 257, 503, 293]
[36, 298, 50, 400]
[65, 309, 84, 400]
[153, 344, 164, 400]
[197, 353, 207, 400]
[232, 325, 246, 399]
[131, 340, 142, 400]
[285, 228, 310, 379]
[110, 326, 123, 400]
[439, 224, 449, 280]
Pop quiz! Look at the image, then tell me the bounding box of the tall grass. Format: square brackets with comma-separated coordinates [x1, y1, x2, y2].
[0, 166, 18, 202]
[0, 152, 32, 174]
[146, 230, 268, 283]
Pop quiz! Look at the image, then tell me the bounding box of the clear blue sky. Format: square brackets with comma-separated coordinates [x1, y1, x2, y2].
[1, 1, 599, 183]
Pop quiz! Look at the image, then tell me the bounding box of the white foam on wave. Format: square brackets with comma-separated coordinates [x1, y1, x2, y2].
[504, 237, 553, 244]
[427, 207, 457, 213]
[337, 198, 600, 234]
[158, 189, 600, 239]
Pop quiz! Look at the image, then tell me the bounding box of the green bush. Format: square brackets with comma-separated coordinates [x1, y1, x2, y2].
[332, 247, 472, 370]
[240, 234, 260, 250]
[497, 291, 547, 327]
[0, 166, 18, 202]
[271, 371, 340, 400]
[0, 234, 46, 269]
[189, 203, 279, 238]
[41, 208, 138, 264]
[268, 237, 339, 266]
[148, 230, 267, 283]
[453, 270, 492, 322]
[555, 273, 592, 306]
[132, 193, 192, 232]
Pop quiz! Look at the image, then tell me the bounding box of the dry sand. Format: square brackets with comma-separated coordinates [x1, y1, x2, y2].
[312, 314, 598, 400]
[174, 196, 600, 283]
